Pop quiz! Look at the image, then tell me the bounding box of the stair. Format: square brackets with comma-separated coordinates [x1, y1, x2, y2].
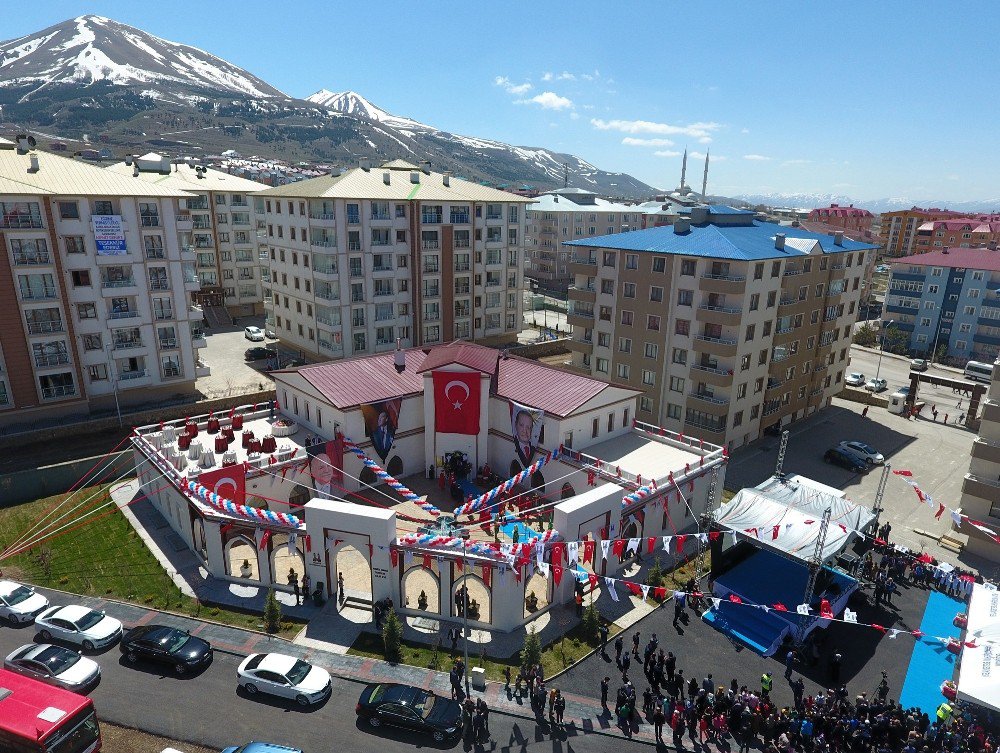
[204, 305, 233, 329]
[703, 603, 790, 656]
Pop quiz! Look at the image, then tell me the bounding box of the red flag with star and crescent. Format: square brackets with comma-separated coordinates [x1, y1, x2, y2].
[433, 371, 481, 435]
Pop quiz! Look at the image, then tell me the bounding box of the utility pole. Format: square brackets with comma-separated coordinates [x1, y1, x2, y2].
[871, 463, 890, 535]
[697, 465, 721, 583]
[105, 343, 123, 428]
[461, 533, 471, 698]
[874, 319, 894, 385]
[796, 506, 832, 647]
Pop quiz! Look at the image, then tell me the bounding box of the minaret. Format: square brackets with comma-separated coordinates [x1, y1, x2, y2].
[679, 148, 688, 191]
[563, 163, 569, 189]
[701, 149, 710, 201]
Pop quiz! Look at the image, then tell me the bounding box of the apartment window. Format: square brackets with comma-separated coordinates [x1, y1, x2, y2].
[625, 254, 638, 270]
[737, 383, 747, 399]
[669, 346, 683, 363]
[733, 411, 743, 428]
[599, 306, 612, 321]
[640, 397, 654, 414]
[749, 293, 759, 311]
[592, 418, 600, 438]
[767, 291, 777, 308]
[771, 261, 781, 278]
[596, 358, 609, 374]
[71, 270, 90, 287]
[669, 376, 685, 393]
[680, 259, 696, 276]
[740, 354, 750, 371]
[597, 332, 610, 348]
[618, 337, 632, 353]
[621, 310, 633, 326]
[674, 318, 688, 335]
[623, 282, 636, 298]
[645, 315, 660, 331]
[745, 324, 755, 342]
[65, 236, 85, 254]
[93, 200, 113, 216]
[58, 201, 80, 219]
[754, 377, 764, 394]
[652, 257, 665, 273]
[666, 403, 681, 419]
[641, 370, 655, 386]
[88, 364, 108, 382]
[754, 262, 764, 280]
[602, 251, 616, 267]
[759, 349, 768, 365]
[77, 303, 97, 320]
[617, 363, 630, 379]
[601, 279, 615, 294]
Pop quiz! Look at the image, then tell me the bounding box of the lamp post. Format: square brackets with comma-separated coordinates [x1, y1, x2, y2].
[104, 343, 123, 428]
[461, 532, 471, 698]
[873, 319, 894, 386]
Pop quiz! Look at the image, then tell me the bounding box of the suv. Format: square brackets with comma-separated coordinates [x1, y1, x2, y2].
[221, 744, 304, 753]
[845, 372, 866, 387]
[910, 359, 928, 372]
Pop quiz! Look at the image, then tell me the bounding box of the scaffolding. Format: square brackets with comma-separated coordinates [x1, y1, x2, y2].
[795, 506, 832, 646]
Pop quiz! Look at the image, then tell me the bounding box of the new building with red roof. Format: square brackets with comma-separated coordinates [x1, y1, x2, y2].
[807, 204, 874, 234]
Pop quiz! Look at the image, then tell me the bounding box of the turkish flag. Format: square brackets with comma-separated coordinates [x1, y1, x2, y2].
[612, 539, 626, 558]
[625, 581, 642, 597]
[198, 464, 246, 505]
[676, 534, 687, 552]
[552, 565, 563, 586]
[552, 543, 565, 564]
[583, 540, 595, 564]
[647, 537, 656, 554]
[482, 564, 491, 588]
[390, 549, 399, 568]
[588, 573, 599, 590]
[433, 371, 480, 435]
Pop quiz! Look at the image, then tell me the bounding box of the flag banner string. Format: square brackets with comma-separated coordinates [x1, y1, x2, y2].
[456, 447, 562, 515]
[341, 436, 441, 518]
[185, 477, 303, 529]
[892, 469, 1000, 545]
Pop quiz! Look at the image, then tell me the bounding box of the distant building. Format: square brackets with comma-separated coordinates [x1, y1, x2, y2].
[806, 204, 874, 234]
[913, 217, 1000, 255]
[886, 248, 1000, 363]
[958, 358, 1000, 565]
[879, 207, 966, 257]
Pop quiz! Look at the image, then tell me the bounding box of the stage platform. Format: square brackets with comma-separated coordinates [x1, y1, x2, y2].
[704, 548, 858, 655]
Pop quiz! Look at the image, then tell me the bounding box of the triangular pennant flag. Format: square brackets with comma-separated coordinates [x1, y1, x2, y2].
[482, 564, 491, 588]
[604, 577, 619, 602]
[552, 543, 566, 564]
[728, 594, 743, 604]
[538, 562, 550, 578]
[893, 469, 914, 477]
[698, 533, 708, 544]
[654, 587, 667, 600]
[640, 584, 650, 600]
[455, 559, 463, 572]
[711, 597, 722, 608]
[709, 531, 720, 541]
[552, 564, 563, 586]
[287, 533, 297, 555]
[600, 539, 611, 560]
[612, 538, 626, 558]
[535, 542, 545, 566]
[676, 534, 688, 551]
[513, 566, 522, 584]
[625, 581, 642, 597]
[843, 608, 858, 623]
[912, 629, 924, 638]
[647, 537, 657, 554]
[583, 540, 595, 564]
[950, 511, 962, 526]
[390, 549, 399, 568]
[423, 553, 432, 570]
[871, 624, 887, 634]
[567, 541, 579, 566]
[772, 525, 781, 540]
[588, 573, 599, 590]
[888, 629, 900, 640]
[258, 530, 271, 551]
[935, 503, 946, 520]
[796, 603, 811, 615]
[404, 550, 414, 565]
[626, 537, 640, 555]
[662, 536, 672, 553]
[773, 602, 788, 612]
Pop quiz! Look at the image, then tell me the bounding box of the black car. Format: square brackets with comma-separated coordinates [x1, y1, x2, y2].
[823, 447, 868, 472]
[356, 683, 462, 741]
[245, 347, 276, 362]
[120, 624, 212, 675]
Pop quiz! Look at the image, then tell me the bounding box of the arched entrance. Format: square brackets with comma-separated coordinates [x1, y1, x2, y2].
[620, 518, 640, 562]
[523, 570, 550, 618]
[402, 563, 440, 614]
[270, 532, 305, 589]
[453, 574, 491, 623]
[359, 467, 377, 486]
[288, 484, 310, 510]
[332, 544, 373, 606]
[561, 482, 575, 500]
[225, 535, 259, 580]
[387, 455, 404, 477]
[193, 518, 208, 562]
[530, 470, 545, 494]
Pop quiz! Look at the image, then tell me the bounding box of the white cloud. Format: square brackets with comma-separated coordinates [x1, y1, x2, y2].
[691, 151, 726, 162]
[743, 154, 771, 161]
[654, 150, 683, 158]
[541, 72, 553, 82]
[569, 112, 580, 120]
[494, 76, 532, 95]
[557, 71, 576, 81]
[741, 128, 750, 134]
[698, 136, 713, 144]
[622, 137, 675, 147]
[590, 118, 721, 139]
[518, 91, 574, 110]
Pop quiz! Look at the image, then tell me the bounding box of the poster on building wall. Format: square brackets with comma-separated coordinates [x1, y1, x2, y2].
[361, 398, 401, 463]
[510, 400, 544, 469]
[91, 215, 127, 255]
[307, 436, 343, 499]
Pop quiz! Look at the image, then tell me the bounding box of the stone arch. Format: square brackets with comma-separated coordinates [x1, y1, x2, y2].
[333, 544, 372, 604]
[530, 470, 545, 494]
[270, 532, 305, 587]
[561, 482, 576, 500]
[225, 535, 259, 580]
[245, 495, 268, 509]
[359, 466, 377, 486]
[453, 573, 491, 623]
[288, 484, 310, 510]
[386, 455, 404, 477]
[401, 562, 440, 614]
[193, 518, 207, 561]
[523, 569, 551, 618]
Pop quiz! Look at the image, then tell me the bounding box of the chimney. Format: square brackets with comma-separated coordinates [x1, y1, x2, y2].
[689, 206, 708, 224]
[775, 233, 786, 250]
[443, 171, 451, 187]
[421, 160, 431, 175]
[834, 231, 844, 246]
[133, 165, 139, 178]
[673, 219, 690, 234]
[410, 171, 420, 184]
[124, 155, 133, 166]
[27, 155, 39, 173]
[359, 157, 371, 171]
[383, 171, 391, 185]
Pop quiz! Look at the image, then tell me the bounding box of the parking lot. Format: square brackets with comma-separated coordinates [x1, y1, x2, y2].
[194, 316, 277, 399]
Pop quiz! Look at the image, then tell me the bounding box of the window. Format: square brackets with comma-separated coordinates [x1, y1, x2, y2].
[749, 293, 759, 311]
[647, 315, 661, 331]
[601, 279, 615, 294]
[680, 259, 696, 276]
[754, 262, 764, 280]
[596, 357, 609, 373]
[669, 346, 684, 363]
[737, 383, 747, 399]
[71, 270, 91, 287]
[618, 337, 632, 353]
[640, 396, 654, 413]
[58, 201, 79, 219]
[617, 363, 630, 379]
[602, 251, 617, 267]
[666, 403, 681, 419]
[625, 254, 638, 270]
[623, 282, 636, 298]
[642, 370, 655, 386]
[77, 303, 97, 320]
[674, 288, 689, 305]
[674, 318, 688, 335]
[745, 324, 755, 342]
[652, 257, 665, 273]
[592, 418, 600, 438]
[65, 236, 85, 254]
[669, 376, 685, 393]
[597, 332, 610, 348]
[88, 364, 108, 381]
[740, 354, 750, 371]
[621, 310, 633, 326]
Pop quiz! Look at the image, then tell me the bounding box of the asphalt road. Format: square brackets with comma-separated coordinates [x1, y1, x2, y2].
[0, 607, 641, 753]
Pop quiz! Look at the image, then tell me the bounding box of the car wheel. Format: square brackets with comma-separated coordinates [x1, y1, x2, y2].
[433, 731, 445, 742]
[368, 716, 382, 728]
[295, 694, 310, 707]
[865, 458, 873, 467]
[125, 650, 138, 663]
[244, 682, 258, 695]
[82, 640, 95, 652]
[39, 629, 52, 641]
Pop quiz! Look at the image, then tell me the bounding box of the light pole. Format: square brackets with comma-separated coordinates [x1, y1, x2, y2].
[873, 319, 894, 386]
[105, 343, 123, 428]
[461, 532, 470, 698]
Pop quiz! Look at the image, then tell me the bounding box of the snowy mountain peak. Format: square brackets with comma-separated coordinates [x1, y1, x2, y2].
[306, 89, 427, 128]
[0, 15, 285, 98]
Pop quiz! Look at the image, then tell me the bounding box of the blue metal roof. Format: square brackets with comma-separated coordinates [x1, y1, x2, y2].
[564, 220, 878, 261]
[677, 204, 755, 216]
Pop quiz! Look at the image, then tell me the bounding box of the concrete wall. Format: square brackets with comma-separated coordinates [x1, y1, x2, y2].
[0, 450, 134, 508]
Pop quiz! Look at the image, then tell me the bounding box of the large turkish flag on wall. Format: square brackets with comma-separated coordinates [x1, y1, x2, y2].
[433, 371, 481, 435]
[197, 464, 247, 505]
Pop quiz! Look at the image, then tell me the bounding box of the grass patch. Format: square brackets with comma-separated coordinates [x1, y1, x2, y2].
[0, 485, 303, 638]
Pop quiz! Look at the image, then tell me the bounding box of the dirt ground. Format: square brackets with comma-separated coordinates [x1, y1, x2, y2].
[102, 722, 216, 753]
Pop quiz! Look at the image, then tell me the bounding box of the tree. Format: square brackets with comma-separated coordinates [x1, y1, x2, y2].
[934, 343, 948, 364]
[263, 588, 282, 633]
[382, 608, 403, 663]
[853, 322, 878, 347]
[581, 598, 601, 642]
[646, 557, 664, 589]
[883, 325, 909, 355]
[520, 626, 542, 670]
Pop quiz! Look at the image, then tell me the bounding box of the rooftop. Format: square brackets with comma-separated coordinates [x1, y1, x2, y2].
[528, 191, 636, 213]
[105, 156, 268, 193]
[891, 247, 1000, 273]
[578, 430, 705, 486]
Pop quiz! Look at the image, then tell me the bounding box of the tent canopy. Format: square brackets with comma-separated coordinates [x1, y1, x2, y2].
[715, 480, 875, 564]
[956, 583, 1000, 712]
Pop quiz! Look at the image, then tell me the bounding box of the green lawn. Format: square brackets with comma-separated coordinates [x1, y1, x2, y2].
[0, 486, 303, 638]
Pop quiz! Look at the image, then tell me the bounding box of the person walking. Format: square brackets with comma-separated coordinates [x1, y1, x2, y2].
[503, 666, 511, 692]
[665, 651, 676, 683]
[784, 649, 795, 679]
[338, 571, 346, 607]
[547, 686, 557, 723]
[673, 591, 685, 627]
[289, 569, 301, 606]
[600, 676, 610, 708]
[599, 623, 609, 655]
[553, 690, 565, 726]
[621, 651, 631, 682]
[861, 405, 869, 418]
[631, 630, 641, 659]
[614, 635, 624, 665]
[476, 697, 490, 736]
[830, 650, 842, 685]
[653, 701, 666, 743]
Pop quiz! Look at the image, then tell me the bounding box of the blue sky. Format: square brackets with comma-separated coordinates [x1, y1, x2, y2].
[7, 1, 1000, 201]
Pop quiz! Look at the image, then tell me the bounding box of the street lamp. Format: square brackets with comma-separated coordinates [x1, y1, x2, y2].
[460, 532, 471, 698]
[874, 319, 894, 385]
[104, 343, 123, 428]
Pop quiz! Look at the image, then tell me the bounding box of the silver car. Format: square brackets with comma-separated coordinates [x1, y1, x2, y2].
[4, 643, 101, 691]
[35, 605, 122, 651]
[0, 580, 49, 624]
[838, 440, 885, 465]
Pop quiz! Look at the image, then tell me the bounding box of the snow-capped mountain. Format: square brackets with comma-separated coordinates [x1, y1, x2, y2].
[0, 15, 284, 99]
[735, 192, 1000, 215]
[306, 90, 428, 129]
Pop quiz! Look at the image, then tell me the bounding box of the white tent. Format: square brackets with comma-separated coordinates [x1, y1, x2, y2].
[956, 583, 1000, 712]
[715, 482, 874, 564]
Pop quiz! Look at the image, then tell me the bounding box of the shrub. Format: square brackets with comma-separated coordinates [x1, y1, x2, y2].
[520, 627, 542, 670]
[382, 608, 403, 663]
[263, 588, 282, 633]
[581, 599, 600, 641]
[646, 557, 664, 589]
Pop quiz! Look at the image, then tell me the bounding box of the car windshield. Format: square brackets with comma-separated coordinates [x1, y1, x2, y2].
[857, 443, 876, 453]
[34, 645, 79, 673]
[286, 659, 313, 685]
[413, 691, 435, 718]
[5, 586, 33, 605]
[75, 610, 105, 631]
[161, 629, 190, 653]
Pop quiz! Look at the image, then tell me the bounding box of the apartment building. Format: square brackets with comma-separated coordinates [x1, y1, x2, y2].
[0, 139, 205, 426]
[255, 160, 531, 361]
[959, 358, 1000, 565]
[565, 205, 878, 448]
[525, 188, 640, 294]
[879, 207, 965, 257]
[106, 154, 268, 316]
[806, 204, 874, 233]
[886, 248, 1000, 363]
[912, 217, 1000, 254]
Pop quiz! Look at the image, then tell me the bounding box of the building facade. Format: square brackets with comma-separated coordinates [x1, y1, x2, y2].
[255, 160, 530, 361]
[565, 206, 877, 448]
[886, 248, 1000, 363]
[806, 204, 874, 233]
[107, 154, 268, 316]
[912, 217, 1000, 255]
[0, 140, 206, 426]
[879, 207, 965, 258]
[524, 188, 641, 294]
[959, 359, 1000, 565]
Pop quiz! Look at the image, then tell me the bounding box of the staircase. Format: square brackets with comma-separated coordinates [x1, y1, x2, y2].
[702, 602, 790, 656]
[204, 305, 233, 329]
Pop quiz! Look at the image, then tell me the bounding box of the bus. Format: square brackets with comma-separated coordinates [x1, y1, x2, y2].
[0, 668, 101, 753]
[964, 360, 994, 383]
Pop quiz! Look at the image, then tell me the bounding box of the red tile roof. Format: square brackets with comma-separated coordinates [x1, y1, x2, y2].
[891, 247, 1000, 273]
[296, 348, 428, 408]
[415, 341, 500, 375]
[497, 356, 625, 417]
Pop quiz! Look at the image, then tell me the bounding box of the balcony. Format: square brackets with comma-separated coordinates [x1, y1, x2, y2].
[101, 277, 136, 290]
[961, 473, 1000, 509]
[195, 360, 211, 378]
[41, 384, 76, 400]
[118, 370, 152, 388]
[27, 320, 64, 335]
[34, 353, 70, 368]
[683, 417, 727, 436]
[689, 391, 730, 407]
[315, 289, 339, 302]
[316, 314, 340, 329]
[144, 248, 166, 260]
[312, 238, 337, 248]
[700, 273, 747, 294]
[310, 212, 336, 222]
[313, 262, 338, 278]
[783, 266, 803, 277]
[318, 338, 344, 356]
[1, 214, 43, 229]
[20, 287, 58, 301]
[450, 213, 470, 225]
[13, 251, 51, 265]
[765, 378, 786, 394]
[191, 332, 207, 349]
[108, 309, 140, 320]
[183, 275, 200, 290]
[693, 334, 738, 357]
[175, 215, 193, 232]
[568, 256, 597, 276]
[566, 337, 593, 354]
[690, 363, 733, 387]
[696, 304, 742, 326]
[421, 241, 440, 250]
[971, 438, 1000, 465]
[421, 213, 443, 224]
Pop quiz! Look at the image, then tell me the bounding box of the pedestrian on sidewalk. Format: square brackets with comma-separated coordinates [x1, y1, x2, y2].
[957, 398, 963, 409]
[476, 697, 490, 735]
[599, 623, 609, 654]
[448, 626, 459, 654]
[673, 591, 685, 627]
[600, 676, 610, 708]
[653, 701, 666, 742]
[621, 651, 631, 682]
[338, 572, 345, 607]
[553, 690, 565, 726]
[301, 572, 310, 604]
[944, 413, 949, 424]
[503, 666, 511, 692]
[631, 630, 641, 658]
[614, 635, 624, 665]
[862, 405, 869, 418]
[665, 651, 676, 682]
[288, 568, 300, 606]
[547, 686, 557, 722]
[784, 649, 795, 679]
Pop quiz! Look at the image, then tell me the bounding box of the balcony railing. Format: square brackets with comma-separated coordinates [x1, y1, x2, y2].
[455, 263, 470, 272]
[689, 391, 729, 405]
[684, 417, 727, 434]
[694, 334, 738, 346]
[34, 353, 69, 368]
[421, 241, 440, 250]
[119, 370, 148, 381]
[315, 290, 339, 301]
[108, 310, 139, 320]
[421, 214, 442, 224]
[1, 215, 43, 229]
[20, 287, 58, 300]
[13, 252, 51, 265]
[27, 320, 64, 334]
[699, 304, 741, 314]
[783, 267, 803, 276]
[102, 278, 136, 288]
[449, 213, 470, 224]
[112, 339, 144, 351]
[312, 239, 337, 248]
[145, 248, 166, 260]
[310, 212, 335, 220]
[140, 216, 160, 227]
[702, 272, 746, 282]
[159, 338, 177, 349]
[150, 281, 170, 291]
[691, 363, 730, 376]
[41, 384, 76, 399]
[314, 263, 337, 275]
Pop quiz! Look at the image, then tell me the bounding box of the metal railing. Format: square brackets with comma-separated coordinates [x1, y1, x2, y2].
[13, 252, 51, 265]
[1, 215, 43, 229]
[20, 287, 58, 300]
[112, 339, 144, 350]
[689, 391, 729, 405]
[108, 310, 139, 320]
[691, 363, 730, 376]
[702, 272, 746, 282]
[159, 338, 177, 348]
[310, 212, 335, 220]
[699, 304, 741, 314]
[27, 320, 64, 334]
[140, 216, 160, 227]
[102, 278, 136, 288]
[34, 353, 69, 368]
[694, 334, 738, 345]
[312, 239, 336, 248]
[119, 370, 149, 381]
[41, 384, 76, 399]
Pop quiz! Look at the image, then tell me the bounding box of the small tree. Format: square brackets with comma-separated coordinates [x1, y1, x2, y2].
[520, 626, 542, 670]
[934, 343, 948, 364]
[263, 588, 282, 633]
[382, 608, 403, 663]
[853, 322, 878, 347]
[581, 599, 600, 642]
[884, 325, 909, 355]
[646, 557, 664, 589]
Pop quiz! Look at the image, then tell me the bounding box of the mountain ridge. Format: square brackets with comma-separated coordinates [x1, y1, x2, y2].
[735, 192, 1000, 215]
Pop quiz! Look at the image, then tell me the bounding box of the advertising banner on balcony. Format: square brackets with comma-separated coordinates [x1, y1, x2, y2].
[92, 215, 126, 254]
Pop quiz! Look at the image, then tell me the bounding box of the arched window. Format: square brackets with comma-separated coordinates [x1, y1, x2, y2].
[561, 482, 575, 500]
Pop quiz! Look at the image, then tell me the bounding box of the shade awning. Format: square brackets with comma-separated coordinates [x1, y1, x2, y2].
[956, 583, 1000, 712]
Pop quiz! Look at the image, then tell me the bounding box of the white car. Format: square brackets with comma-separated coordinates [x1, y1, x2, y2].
[865, 378, 888, 393]
[4, 643, 101, 691]
[244, 326, 265, 341]
[0, 580, 49, 624]
[237, 652, 331, 706]
[845, 372, 866, 387]
[35, 605, 122, 651]
[839, 441, 885, 465]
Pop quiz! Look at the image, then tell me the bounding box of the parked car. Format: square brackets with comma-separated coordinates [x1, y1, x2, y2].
[237, 652, 331, 706]
[4, 643, 101, 691]
[244, 347, 276, 362]
[356, 683, 462, 742]
[244, 326, 265, 341]
[894, 386, 911, 397]
[845, 372, 866, 387]
[910, 358, 929, 371]
[824, 447, 869, 472]
[838, 440, 885, 465]
[221, 744, 304, 753]
[0, 580, 49, 624]
[865, 378, 888, 393]
[264, 327, 277, 339]
[120, 625, 212, 675]
[35, 605, 122, 651]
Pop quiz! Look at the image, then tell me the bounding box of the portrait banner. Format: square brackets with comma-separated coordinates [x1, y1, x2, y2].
[361, 399, 401, 463]
[510, 400, 544, 469]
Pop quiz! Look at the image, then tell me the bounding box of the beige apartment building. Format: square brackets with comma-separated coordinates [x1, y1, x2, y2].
[879, 207, 965, 257]
[106, 154, 268, 317]
[959, 359, 1000, 565]
[0, 137, 207, 427]
[565, 205, 878, 448]
[255, 160, 531, 361]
